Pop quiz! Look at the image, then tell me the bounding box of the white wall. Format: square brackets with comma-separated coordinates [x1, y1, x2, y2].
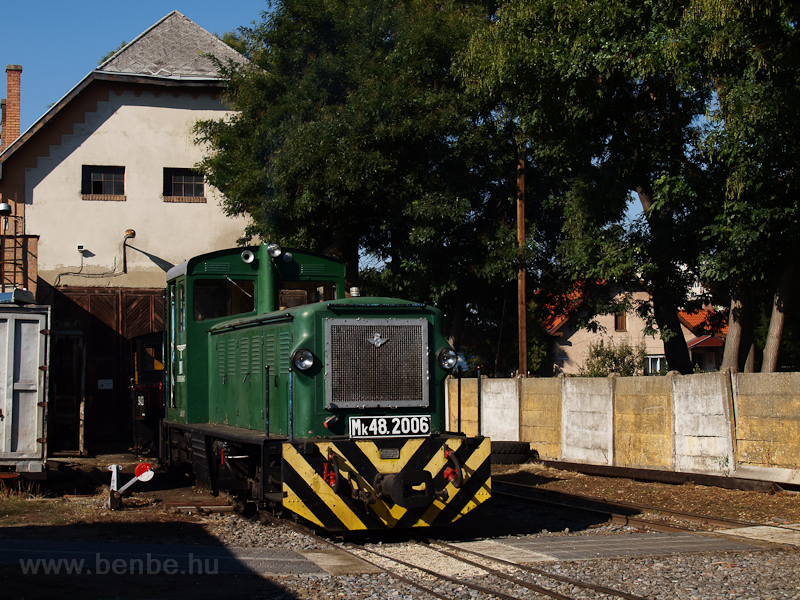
[480, 378, 519, 441]
[26, 89, 248, 289]
[561, 377, 614, 465]
[672, 372, 735, 475]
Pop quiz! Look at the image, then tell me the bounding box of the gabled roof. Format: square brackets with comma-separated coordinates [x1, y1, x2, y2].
[0, 11, 245, 169]
[99, 11, 244, 80]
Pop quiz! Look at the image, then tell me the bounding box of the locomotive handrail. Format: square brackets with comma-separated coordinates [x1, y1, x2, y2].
[208, 312, 294, 333]
[326, 302, 427, 309]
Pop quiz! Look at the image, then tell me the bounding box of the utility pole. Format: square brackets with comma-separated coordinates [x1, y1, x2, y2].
[517, 152, 527, 377]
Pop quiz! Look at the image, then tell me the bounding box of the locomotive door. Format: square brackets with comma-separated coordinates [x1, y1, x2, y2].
[226, 332, 265, 430]
[264, 328, 292, 436]
[167, 279, 187, 415]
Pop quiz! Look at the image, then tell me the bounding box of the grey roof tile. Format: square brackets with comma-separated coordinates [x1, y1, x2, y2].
[98, 10, 244, 79]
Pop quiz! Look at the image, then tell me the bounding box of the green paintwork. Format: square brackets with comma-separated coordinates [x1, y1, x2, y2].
[165, 244, 453, 440]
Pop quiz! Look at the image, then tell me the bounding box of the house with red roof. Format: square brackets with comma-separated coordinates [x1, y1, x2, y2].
[543, 283, 727, 375]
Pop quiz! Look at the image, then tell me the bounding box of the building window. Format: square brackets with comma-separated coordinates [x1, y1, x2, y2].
[614, 311, 627, 332]
[163, 168, 206, 203]
[646, 355, 667, 375]
[193, 278, 254, 321]
[81, 165, 125, 201]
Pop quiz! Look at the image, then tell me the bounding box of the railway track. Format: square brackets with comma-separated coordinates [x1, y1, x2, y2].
[257, 510, 652, 600]
[236, 471, 798, 599]
[348, 536, 653, 600]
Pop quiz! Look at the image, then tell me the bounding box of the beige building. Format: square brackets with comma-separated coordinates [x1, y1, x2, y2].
[0, 12, 249, 452]
[545, 289, 725, 375]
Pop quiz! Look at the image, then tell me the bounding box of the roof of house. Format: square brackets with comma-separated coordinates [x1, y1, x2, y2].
[0, 11, 245, 168]
[540, 281, 588, 336]
[686, 334, 725, 349]
[541, 282, 730, 340]
[99, 11, 244, 80]
[678, 309, 728, 336]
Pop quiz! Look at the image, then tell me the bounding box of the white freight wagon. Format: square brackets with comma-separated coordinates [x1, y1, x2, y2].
[0, 290, 49, 478]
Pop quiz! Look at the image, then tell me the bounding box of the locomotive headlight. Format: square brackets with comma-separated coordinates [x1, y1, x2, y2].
[436, 348, 458, 371]
[292, 348, 315, 370]
[266, 243, 282, 258]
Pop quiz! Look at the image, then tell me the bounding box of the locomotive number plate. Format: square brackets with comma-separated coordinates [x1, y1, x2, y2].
[349, 415, 431, 439]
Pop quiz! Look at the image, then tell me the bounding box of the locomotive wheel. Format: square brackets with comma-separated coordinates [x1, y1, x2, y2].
[491, 441, 531, 464]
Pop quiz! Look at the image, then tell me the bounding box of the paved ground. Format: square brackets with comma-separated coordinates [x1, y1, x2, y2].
[2, 526, 796, 577]
[453, 530, 780, 564]
[0, 538, 376, 577]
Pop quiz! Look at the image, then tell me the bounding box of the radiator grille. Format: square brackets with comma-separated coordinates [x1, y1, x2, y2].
[325, 318, 429, 408]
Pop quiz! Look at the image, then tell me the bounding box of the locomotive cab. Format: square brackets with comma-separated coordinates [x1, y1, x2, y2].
[162, 243, 490, 531]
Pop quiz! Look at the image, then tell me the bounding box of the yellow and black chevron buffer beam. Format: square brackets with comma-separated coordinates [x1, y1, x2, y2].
[281, 437, 491, 531]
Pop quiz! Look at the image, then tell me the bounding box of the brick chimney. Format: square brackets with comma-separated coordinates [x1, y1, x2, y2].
[1, 65, 22, 153]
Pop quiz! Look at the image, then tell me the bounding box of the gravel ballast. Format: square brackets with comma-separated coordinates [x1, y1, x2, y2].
[199, 509, 800, 599]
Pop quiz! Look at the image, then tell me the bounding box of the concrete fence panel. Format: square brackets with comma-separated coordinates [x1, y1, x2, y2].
[446, 370, 800, 484]
[562, 377, 614, 465]
[614, 375, 672, 470]
[732, 372, 800, 484]
[672, 372, 735, 476]
[480, 378, 520, 442]
[520, 377, 563, 460]
[446, 377, 479, 437]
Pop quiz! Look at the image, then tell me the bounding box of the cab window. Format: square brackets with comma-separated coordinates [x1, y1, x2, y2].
[194, 278, 255, 321]
[279, 281, 337, 309]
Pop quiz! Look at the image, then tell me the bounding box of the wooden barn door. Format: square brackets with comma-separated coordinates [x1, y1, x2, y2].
[50, 287, 163, 453]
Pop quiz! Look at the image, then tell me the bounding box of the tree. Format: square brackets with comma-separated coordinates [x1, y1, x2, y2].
[195, 0, 520, 354]
[461, 0, 713, 374]
[582, 339, 647, 377]
[684, 0, 800, 372]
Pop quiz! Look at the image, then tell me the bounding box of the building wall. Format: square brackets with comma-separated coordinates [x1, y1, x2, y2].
[26, 88, 248, 290]
[672, 371, 735, 475]
[552, 291, 695, 375]
[480, 378, 519, 442]
[447, 377, 479, 437]
[561, 376, 614, 465]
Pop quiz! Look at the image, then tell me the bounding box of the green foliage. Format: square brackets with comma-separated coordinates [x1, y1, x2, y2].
[99, 40, 126, 65]
[195, 0, 527, 364]
[461, 0, 712, 373]
[581, 339, 646, 377]
[218, 31, 249, 57]
[195, 0, 800, 374]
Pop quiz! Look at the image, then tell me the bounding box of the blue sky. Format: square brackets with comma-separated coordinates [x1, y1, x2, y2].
[1, 1, 270, 133]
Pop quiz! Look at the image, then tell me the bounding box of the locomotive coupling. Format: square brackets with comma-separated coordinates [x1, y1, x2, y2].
[373, 471, 435, 509]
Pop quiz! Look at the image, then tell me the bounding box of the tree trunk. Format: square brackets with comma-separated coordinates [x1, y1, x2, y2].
[761, 261, 796, 372]
[636, 183, 692, 374]
[721, 282, 756, 372]
[651, 284, 693, 374]
[322, 236, 360, 289]
[447, 291, 467, 350]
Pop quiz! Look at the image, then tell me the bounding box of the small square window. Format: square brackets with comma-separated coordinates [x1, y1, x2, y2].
[81, 165, 125, 200]
[163, 168, 205, 203]
[614, 311, 627, 332]
[646, 356, 667, 375]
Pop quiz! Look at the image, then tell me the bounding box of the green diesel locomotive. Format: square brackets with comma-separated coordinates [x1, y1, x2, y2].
[161, 243, 491, 531]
